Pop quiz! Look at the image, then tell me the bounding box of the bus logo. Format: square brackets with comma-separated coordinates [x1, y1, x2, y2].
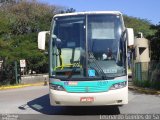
[68, 81, 78, 86]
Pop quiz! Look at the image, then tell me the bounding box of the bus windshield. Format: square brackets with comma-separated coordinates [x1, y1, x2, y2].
[52, 14, 126, 80]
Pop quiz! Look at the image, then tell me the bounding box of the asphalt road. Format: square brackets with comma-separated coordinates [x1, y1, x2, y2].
[0, 86, 160, 120]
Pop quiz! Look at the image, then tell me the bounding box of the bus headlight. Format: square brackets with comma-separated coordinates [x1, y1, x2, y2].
[50, 84, 65, 91]
[110, 81, 127, 90]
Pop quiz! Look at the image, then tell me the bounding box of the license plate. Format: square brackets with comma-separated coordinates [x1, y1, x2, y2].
[80, 97, 94, 102]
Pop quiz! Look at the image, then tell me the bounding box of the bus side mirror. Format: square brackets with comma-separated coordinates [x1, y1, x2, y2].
[38, 31, 50, 50]
[126, 28, 134, 46]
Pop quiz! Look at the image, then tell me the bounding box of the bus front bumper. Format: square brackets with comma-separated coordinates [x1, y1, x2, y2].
[49, 87, 128, 106]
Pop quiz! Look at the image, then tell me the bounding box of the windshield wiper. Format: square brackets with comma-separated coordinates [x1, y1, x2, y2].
[88, 52, 108, 80]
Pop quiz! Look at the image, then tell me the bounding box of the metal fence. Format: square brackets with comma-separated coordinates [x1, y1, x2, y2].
[133, 61, 160, 89]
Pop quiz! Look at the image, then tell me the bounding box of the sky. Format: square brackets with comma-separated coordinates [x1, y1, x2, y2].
[39, 0, 160, 25]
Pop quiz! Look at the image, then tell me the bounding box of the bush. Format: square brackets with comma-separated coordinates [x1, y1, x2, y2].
[133, 79, 151, 88]
[133, 79, 160, 90]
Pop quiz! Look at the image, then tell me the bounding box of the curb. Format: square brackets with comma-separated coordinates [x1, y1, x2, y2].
[128, 86, 160, 95]
[0, 82, 47, 90]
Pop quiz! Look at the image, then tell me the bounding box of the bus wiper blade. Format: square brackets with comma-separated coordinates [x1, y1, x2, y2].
[88, 52, 107, 80]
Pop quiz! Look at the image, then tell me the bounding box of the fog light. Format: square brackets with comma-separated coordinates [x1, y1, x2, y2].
[117, 100, 122, 103]
[55, 101, 60, 104]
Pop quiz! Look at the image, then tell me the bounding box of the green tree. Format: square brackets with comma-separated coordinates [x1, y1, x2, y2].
[0, 0, 64, 84]
[60, 7, 76, 13]
[124, 15, 155, 37]
[149, 23, 160, 60]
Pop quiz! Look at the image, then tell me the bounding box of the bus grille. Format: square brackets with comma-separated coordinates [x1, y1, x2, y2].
[65, 86, 108, 93]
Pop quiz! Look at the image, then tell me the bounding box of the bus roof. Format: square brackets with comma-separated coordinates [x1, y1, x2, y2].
[54, 11, 122, 18]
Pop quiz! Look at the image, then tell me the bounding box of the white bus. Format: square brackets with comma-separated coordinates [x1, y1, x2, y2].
[38, 11, 134, 106]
